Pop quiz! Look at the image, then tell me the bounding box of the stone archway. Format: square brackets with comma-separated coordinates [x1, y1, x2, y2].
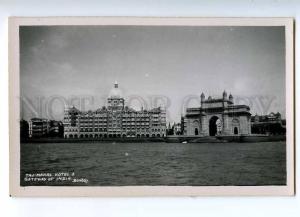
[193, 120, 200, 136]
[232, 118, 240, 135]
[209, 116, 219, 136]
[234, 127, 239, 134]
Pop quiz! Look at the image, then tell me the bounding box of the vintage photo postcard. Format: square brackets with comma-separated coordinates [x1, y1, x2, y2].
[9, 17, 294, 196]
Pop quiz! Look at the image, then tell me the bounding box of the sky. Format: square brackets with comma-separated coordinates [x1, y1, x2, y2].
[20, 25, 286, 122]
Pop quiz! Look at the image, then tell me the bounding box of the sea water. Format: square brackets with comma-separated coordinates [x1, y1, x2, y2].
[20, 142, 286, 186]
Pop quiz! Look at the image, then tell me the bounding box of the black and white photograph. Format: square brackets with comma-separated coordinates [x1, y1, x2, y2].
[9, 17, 294, 196]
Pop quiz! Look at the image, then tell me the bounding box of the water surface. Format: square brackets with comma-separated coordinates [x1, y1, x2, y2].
[21, 142, 286, 186]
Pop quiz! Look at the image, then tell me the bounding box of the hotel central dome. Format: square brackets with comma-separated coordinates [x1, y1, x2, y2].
[109, 81, 123, 98]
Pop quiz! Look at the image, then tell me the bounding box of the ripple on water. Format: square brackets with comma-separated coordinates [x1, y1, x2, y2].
[20, 142, 286, 186]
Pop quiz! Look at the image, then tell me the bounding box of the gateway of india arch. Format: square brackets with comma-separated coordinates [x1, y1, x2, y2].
[184, 91, 252, 136]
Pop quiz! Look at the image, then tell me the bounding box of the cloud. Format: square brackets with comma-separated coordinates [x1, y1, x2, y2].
[20, 26, 286, 121]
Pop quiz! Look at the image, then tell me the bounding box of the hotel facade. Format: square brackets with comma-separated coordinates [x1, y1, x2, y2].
[63, 82, 167, 139]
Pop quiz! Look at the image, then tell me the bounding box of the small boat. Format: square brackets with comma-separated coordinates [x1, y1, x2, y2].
[182, 141, 187, 144]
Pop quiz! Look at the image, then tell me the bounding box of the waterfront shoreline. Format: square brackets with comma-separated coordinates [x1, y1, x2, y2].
[21, 135, 286, 143]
